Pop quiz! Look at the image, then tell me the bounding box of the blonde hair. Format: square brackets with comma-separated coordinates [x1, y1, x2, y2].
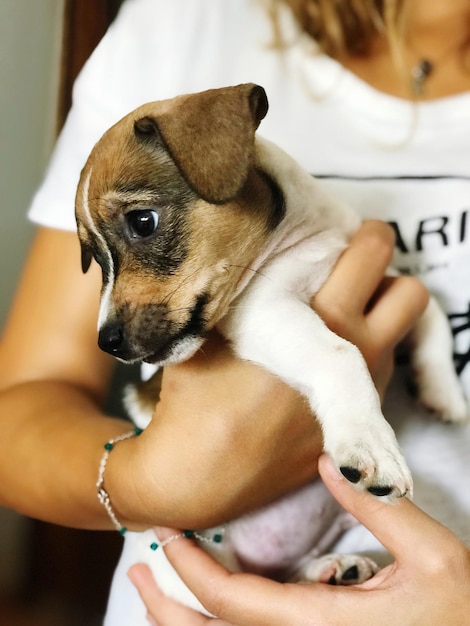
[268, 0, 408, 64]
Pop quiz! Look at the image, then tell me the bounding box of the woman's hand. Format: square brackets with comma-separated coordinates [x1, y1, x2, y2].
[312, 220, 428, 398]
[109, 220, 429, 529]
[129, 454, 470, 626]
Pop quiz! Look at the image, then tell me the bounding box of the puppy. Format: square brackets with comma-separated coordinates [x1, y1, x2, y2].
[76, 84, 468, 603]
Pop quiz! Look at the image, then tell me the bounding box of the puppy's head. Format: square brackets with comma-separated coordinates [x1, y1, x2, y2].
[75, 83, 284, 365]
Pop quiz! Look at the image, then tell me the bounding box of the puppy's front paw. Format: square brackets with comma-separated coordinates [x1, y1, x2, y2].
[290, 553, 379, 585]
[324, 418, 413, 501]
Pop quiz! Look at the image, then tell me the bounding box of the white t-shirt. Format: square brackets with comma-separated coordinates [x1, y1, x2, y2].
[28, 0, 470, 623]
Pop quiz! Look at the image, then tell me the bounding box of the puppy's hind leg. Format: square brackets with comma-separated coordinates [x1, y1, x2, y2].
[408, 296, 468, 423]
[288, 552, 379, 585]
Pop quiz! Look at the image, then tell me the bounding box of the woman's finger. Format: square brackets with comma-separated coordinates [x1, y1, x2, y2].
[313, 220, 395, 316]
[152, 528, 327, 626]
[366, 274, 429, 346]
[318, 454, 460, 566]
[128, 564, 229, 626]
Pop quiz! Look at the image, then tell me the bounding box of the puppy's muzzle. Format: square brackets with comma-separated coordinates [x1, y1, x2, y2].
[98, 319, 181, 363]
[98, 292, 210, 364]
[98, 318, 178, 363]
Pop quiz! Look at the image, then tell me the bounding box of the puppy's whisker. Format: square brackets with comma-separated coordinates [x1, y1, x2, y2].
[161, 267, 209, 307]
[226, 264, 270, 281]
[197, 345, 209, 358]
[165, 305, 197, 315]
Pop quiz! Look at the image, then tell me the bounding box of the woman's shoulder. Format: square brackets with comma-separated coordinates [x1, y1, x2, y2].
[115, 0, 260, 30]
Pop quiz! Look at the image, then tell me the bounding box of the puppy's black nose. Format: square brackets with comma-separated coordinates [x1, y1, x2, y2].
[98, 322, 125, 356]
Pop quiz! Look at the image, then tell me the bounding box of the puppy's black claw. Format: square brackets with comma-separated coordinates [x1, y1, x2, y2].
[340, 466, 362, 483]
[341, 565, 359, 582]
[367, 485, 393, 497]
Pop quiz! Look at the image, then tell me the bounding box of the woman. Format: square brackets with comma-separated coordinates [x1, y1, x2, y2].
[0, 0, 469, 623]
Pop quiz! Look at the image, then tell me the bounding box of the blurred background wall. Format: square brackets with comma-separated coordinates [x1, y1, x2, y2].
[0, 0, 64, 593]
[0, 2, 124, 623]
[0, 0, 63, 326]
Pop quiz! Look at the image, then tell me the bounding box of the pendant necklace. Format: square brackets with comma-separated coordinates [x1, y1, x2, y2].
[409, 36, 469, 98]
[410, 58, 434, 96]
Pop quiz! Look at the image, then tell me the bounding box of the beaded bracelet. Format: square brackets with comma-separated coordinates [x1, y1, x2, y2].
[150, 527, 225, 551]
[97, 426, 143, 535]
[97, 426, 226, 550]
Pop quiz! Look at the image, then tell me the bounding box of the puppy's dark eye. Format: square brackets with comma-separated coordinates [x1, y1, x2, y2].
[126, 209, 159, 238]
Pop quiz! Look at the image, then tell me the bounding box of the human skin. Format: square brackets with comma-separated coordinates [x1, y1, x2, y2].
[0, 221, 427, 530]
[129, 454, 470, 626]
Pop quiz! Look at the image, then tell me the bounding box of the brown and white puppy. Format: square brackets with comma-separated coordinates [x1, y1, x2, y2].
[76, 84, 468, 607]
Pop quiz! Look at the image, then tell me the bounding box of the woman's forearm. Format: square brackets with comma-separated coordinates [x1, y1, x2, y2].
[0, 380, 132, 529]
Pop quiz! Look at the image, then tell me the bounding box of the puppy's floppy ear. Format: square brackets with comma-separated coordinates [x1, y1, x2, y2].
[133, 84, 269, 204]
[79, 239, 93, 274]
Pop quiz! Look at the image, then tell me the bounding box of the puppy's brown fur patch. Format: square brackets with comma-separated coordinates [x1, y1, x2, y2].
[76, 84, 285, 363]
